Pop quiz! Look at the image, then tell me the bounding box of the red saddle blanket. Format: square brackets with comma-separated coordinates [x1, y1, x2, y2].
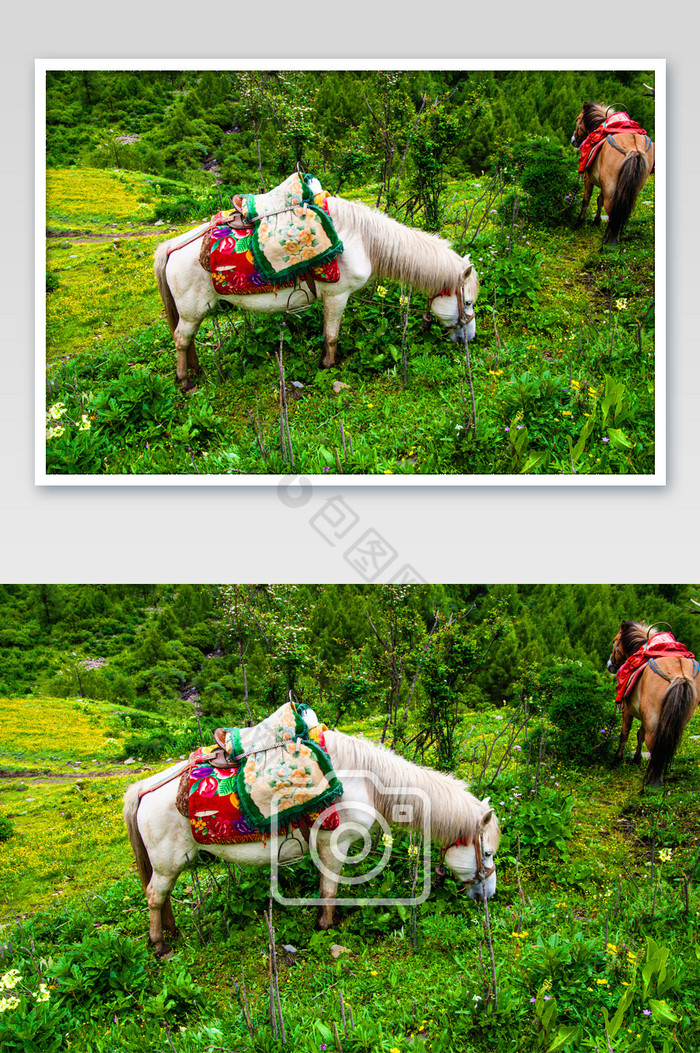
[186, 743, 339, 846]
[578, 112, 650, 173]
[616, 632, 696, 702]
[209, 205, 341, 296]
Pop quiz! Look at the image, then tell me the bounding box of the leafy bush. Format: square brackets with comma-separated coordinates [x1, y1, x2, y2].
[510, 137, 580, 227]
[49, 929, 150, 1013]
[497, 783, 575, 859]
[122, 722, 201, 759]
[0, 812, 14, 842]
[0, 998, 70, 1053]
[538, 662, 617, 765]
[487, 247, 543, 305]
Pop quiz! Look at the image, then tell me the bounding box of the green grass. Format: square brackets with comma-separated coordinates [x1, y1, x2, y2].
[43, 168, 656, 477]
[1, 696, 699, 1053]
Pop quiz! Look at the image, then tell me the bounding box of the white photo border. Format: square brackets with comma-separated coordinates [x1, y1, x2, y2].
[36, 57, 666, 487]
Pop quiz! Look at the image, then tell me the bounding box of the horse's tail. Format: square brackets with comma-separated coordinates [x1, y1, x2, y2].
[123, 783, 153, 890]
[154, 242, 180, 336]
[605, 150, 648, 243]
[645, 677, 696, 786]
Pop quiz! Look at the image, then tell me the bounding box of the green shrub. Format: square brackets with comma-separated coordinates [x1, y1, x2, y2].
[538, 662, 617, 765]
[0, 999, 70, 1053]
[0, 812, 14, 842]
[497, 783, 575, 859]
[511, 137, 580, 227]
[49, 929, 149, 1013]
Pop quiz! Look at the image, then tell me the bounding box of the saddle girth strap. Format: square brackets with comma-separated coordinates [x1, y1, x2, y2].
[648, 657, 700, 683]
[605, 133, 653, 157]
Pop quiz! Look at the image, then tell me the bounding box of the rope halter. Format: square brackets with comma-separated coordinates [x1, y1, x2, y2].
[439, 832, 496, 887]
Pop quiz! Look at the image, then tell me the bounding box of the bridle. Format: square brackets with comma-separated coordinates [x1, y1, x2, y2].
[429, 285, 476, 334]
[438, 832, 496, 888]
[608, 634, 626, 673]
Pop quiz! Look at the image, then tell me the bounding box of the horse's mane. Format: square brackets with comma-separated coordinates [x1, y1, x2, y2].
[324, 729, 498, 848]
[581, 102, 616, 133]
[619, 619, 659, 655]
[327, 197, 476, 300]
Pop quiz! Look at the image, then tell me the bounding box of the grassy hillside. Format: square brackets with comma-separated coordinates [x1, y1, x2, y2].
[43, 166, 656, 477]
[1, 693, 699, 1053]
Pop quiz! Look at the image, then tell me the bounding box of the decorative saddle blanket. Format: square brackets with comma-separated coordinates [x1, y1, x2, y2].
[241, 171, 343, 283]
[578, 112, 651, 173]
[182, 701, 343, 845]
[208, 210, 341, 297]
[206, 171, 343, 295]
[616, 632, 697, 702]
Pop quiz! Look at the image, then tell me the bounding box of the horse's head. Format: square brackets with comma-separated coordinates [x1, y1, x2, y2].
[608, 619, 657, 673]
[571, 102, 611, 147]
[608, 625, 628, 673]
[430, 261, 479, 344]
[571, 108, 588, 148]
[443, 799, 499, 900]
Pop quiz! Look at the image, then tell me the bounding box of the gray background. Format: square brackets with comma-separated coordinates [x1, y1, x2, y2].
[4, 4, 696, 584]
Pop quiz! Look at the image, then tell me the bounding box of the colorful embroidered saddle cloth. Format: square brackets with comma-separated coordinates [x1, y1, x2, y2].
[209, 210, 341, 297]
[240, 171, 343, 283]
[616, 632, 697, 702]
[184, 701, 343, 845]
[578, 112, 651, 173]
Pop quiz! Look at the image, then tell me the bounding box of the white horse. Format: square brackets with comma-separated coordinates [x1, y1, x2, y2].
[154, 197, 479, 391]
[123, 729, 500, 957]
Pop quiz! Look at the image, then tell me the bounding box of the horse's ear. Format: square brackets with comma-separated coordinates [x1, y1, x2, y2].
[462, 263, 473, 281]
[480, 806, 494, 828]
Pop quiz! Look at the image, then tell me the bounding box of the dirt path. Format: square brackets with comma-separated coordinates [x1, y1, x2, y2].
[47, 226, 178, 242]
[0, 766, 152, 782]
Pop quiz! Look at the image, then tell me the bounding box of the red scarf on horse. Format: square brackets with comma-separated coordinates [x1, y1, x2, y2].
[578, 111, 650, 173]
[615, 631, 696, 702]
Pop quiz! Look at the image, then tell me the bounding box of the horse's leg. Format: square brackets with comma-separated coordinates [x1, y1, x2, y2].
[160, 893, 179, 938]
[593, 192, 604, 226]
[186, 340, 202, 378]
[321, 293, 350, 369]
[576, 173, 594, 226]
[315, 832, 345, 929]
[146, 869, 179, 958]
[174, 318, 202, 392]
[613, 703, 634, 765]
[632, 726, 645, 765]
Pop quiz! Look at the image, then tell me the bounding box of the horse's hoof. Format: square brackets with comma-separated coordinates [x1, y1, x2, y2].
[180, 381, 198, 393]
[315, 910, 334, 931]
[155, 943, 174, 960]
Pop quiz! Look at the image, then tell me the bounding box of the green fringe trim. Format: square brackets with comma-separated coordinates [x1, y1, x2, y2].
[235, 737, 343, 833]
[248, 204, 343, 285]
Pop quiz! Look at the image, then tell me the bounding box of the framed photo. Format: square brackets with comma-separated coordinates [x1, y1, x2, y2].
[37, 59, 664, 485]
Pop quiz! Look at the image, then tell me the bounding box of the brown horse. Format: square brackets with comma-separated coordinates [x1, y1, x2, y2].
[608, 621, 699, 786]
[571, 103, 655, 244]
